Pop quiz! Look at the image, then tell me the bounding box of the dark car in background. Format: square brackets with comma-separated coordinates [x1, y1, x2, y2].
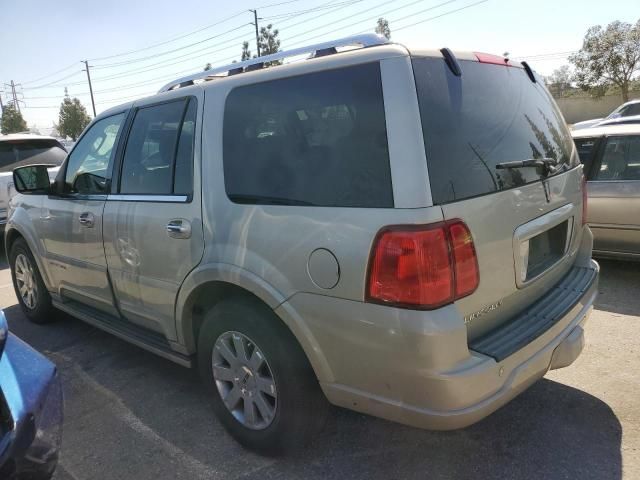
[0, 311, 62, 479]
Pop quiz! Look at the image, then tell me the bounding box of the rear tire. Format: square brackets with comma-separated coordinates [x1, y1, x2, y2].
[10, 238, 54, 324]
[197, 298, 328, 455]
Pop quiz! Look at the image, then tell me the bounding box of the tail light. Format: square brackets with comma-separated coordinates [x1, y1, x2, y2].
[366, 220, 479, 309]
[581, 175, 588, 226]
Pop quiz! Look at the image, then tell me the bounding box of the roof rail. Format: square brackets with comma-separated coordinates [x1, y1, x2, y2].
[157, 33, 389, 93]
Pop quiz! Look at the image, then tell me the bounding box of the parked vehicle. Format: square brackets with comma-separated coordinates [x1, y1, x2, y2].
[0, 135, 66, 230]
[0, 310, 62, 479]
[593, 114, 640, 128]
[5, 34, 598, 455]
[571, 99, 640, 130]
[573, 124, 640, 260]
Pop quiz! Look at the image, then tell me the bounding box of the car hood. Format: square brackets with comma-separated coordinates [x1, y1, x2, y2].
[571, 118, 604, 130]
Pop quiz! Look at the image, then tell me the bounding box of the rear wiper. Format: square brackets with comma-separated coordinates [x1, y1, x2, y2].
[495, 158, 561, 177]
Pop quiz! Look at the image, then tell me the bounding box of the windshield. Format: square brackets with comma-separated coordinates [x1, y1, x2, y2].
[412, 57, 576, 205]
[0, 139, 67, 172]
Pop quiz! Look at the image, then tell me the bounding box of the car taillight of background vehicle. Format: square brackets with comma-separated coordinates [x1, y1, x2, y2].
[366, 220, 479, 309]
[582, 175, 588, 226]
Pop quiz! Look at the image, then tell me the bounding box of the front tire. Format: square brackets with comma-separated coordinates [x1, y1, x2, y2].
[197, 298, 328, 455]
[10, 238, 54, 324]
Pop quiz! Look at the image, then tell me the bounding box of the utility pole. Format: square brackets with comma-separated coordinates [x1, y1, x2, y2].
[250, 9, 261, 57]
[10, 81, 19, 113]
[82, 60, 97, 117]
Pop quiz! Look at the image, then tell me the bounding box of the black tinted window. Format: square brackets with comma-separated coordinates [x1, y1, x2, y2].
[0, 140, 66, 172]
[65, 113, 125, 194]
[121, 99, 194, 195]
[573, 137, 598, 165]
[413, 58, 575, 204]
[223, 63, 393, 207]
[594, 135, 640, 181]
[622, 104, 640, 117]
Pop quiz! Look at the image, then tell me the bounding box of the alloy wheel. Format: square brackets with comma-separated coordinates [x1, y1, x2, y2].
[212, 331, 277, 430]
[15, 253, 38, 310]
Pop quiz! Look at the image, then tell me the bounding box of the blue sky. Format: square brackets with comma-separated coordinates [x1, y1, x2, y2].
[2, 0, 638, 131]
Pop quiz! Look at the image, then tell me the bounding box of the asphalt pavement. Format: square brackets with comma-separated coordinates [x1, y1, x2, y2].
[0, 250, 637, 480]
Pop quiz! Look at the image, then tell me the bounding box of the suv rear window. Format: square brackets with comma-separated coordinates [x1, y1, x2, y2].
[412, 57, 575, 205]
[0, 139, 66, 172]
[223, 62, 393, 207]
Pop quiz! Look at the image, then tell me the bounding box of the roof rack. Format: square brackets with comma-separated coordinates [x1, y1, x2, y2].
[158, 33, 389, 93]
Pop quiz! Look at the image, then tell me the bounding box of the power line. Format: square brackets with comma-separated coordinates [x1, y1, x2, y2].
[25, 70, 84, 90]
[88, 11, 248, 62]
[287, 0, 457, 47]
[392, 0, 489, 33]
[21, 62, 79, 85]
[92, 23, 252, 69]
[261, 0, 361, 20]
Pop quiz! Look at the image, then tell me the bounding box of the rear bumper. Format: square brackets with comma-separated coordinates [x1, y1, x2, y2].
[281, 259, 599, 431]
[0, 317, 62, 479]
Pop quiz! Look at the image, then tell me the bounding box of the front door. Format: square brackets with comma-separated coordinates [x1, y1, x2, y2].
[103, 97, 203, 339]
[588, 134, 640, 256]
[42, 112, 127, 314]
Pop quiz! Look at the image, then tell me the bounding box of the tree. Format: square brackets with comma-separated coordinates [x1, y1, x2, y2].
[547, 65, 572, 97]
[569, 19, 640, 102]
[58, 97, 90, 141]
[1, 103, 27, 134]
[258, 24, 281, 65]
[375, 17, 391, 40]
[241, 41, 252, 61]
[204, 63, 212, 71]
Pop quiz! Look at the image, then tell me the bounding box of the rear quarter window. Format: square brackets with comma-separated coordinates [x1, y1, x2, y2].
[222, 62, 393, 207]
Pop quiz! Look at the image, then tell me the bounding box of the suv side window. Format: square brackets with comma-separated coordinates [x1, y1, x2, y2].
[223, 62, 393, 208]
[64, 113, 125, 194]
[594, 135, 640, 181]
[120, 98, 195, 195]
[625, 103, 640, 117]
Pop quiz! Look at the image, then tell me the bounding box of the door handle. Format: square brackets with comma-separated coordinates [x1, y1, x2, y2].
[166, 219, 191, 239]
[78, 212, 95, 228]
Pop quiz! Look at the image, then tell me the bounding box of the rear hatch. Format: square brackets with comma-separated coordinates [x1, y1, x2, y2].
[412, 53, 584, 341]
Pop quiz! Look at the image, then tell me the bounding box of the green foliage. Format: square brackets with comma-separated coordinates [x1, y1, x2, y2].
[569, 19, 640, 102]
[258, 24, 281, 65]
[375, 17, 391, 40]
[1, 103, 27, 134]
[58, 97, 91, 141]
[546, 65, 573, 97]
[241, 41, 252, 61]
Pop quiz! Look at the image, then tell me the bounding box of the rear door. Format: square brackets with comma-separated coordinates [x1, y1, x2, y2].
[412, 55, 584, 340]
[103, 96, 203, 339]
[587, 134, 640, 256]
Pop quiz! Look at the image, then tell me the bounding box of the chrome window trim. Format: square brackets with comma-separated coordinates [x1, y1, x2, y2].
[106, 194, 189, 203]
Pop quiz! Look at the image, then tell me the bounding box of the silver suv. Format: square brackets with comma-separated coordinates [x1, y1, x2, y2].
[6, 35, 599, 454]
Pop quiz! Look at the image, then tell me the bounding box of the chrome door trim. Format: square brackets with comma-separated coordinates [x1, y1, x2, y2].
[107, 194, 189, 203]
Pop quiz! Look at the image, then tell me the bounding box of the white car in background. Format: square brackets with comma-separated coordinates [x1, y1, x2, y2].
[0, 134, 66, 228]
[572, 99, 640, 130]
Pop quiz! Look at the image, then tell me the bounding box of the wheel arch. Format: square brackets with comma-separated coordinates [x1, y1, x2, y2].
[4, 224, 54, 290]
[176, 264, 334, 383]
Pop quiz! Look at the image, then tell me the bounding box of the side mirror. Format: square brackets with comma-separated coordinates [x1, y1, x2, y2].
[13, 164, 52, 194]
